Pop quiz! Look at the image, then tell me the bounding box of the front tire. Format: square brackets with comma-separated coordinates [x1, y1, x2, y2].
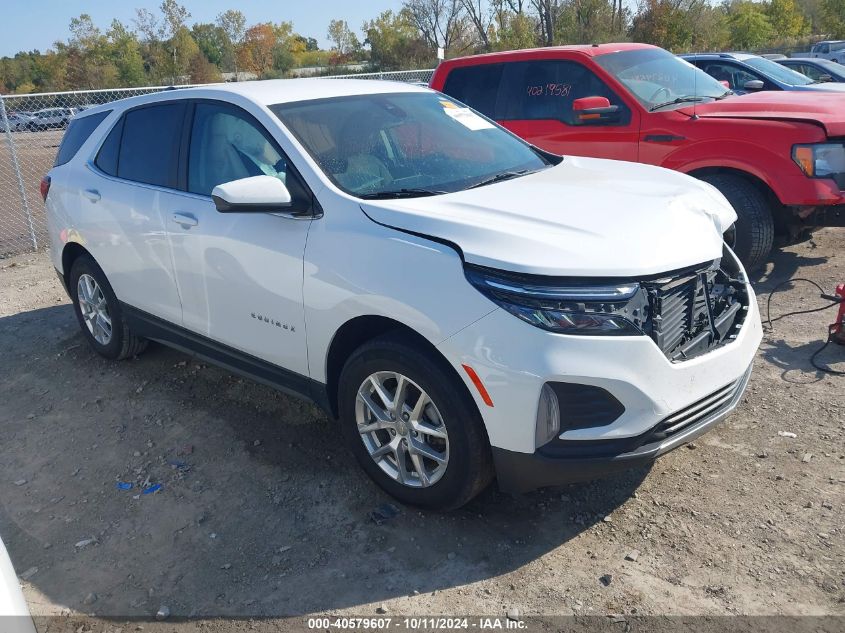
[338, 334, 493, 510]
[699, 173, 774, 271]
[69, 254, 147, 360]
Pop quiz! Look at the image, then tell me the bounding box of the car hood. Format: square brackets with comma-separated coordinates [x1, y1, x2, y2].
[793, 82, 845, 91]
[678, 91, 845, 136]
[360, 156, 736, 278]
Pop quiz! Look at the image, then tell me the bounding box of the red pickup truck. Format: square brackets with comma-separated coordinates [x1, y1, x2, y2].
[431, 43, 845, 269]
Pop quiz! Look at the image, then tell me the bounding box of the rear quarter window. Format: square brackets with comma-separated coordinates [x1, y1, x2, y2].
[54, 111, 110, 167]
[441, 63, 504, 118]
[116, 102, 186, 188]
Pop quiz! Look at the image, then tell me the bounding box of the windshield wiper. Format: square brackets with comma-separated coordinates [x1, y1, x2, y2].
[648, 96, 708, 112]
[468, 169, 532, 190]
[358, 188, 447, 199]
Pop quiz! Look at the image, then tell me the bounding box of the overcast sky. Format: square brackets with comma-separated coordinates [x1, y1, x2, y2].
[0, 0, 404, 57]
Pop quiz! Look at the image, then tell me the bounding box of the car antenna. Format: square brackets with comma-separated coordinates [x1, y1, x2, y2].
[691, 51, 700, 120]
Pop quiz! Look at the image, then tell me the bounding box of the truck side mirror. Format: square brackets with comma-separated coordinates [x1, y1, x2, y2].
[572, 96, 620, 124]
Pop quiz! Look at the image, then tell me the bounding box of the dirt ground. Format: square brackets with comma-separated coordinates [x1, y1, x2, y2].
[0, 230, 843, 631]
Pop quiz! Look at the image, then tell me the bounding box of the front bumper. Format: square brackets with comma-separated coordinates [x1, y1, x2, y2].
[492, 364, 752, 493]
[437, 271, 762, 493]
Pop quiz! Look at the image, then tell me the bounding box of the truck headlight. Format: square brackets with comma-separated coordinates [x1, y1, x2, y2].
[464, 265, 647, 335]
[793, 143, 845, 188]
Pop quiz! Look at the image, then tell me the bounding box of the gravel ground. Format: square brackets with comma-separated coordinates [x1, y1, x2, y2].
[0, 230, 843, 632]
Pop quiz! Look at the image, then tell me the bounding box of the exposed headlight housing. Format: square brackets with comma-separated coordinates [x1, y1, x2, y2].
[464, 265, 648, 335]
[792, 143, 845, 189]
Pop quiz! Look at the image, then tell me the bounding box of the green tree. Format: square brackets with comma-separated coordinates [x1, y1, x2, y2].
[192, 23, 229, 66]
[555, 0, 622, 45]
[766, 0, 809, 38]
[217, 9, 246, 75]
[327, 19, 362, 59]
[107, 20, 146, 86]
[822, 0, 845, 36]
[631, 0, 727, 51]
[363, 9, 432, 70]
[491, 2, 539, 50]
[160, 0, 191, 38]
[726, 1, 774, 49]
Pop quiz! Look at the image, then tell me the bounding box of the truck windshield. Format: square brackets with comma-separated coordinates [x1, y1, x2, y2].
[743, 57, 814, 85]
[271, 92, 552, 198]
[594, 48, 728, 110]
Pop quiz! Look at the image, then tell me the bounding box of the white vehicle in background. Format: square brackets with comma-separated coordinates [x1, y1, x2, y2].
[809, 40, 845, 62]
[44, 79, 761, 509]
[0, 536, 36, 632]
[26, 107, 74, 131]
[0, 112, 33, 133]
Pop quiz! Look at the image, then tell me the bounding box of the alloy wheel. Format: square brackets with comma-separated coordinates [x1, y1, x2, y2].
[355, 371, 450, 488]
[77, 273, 113, 345]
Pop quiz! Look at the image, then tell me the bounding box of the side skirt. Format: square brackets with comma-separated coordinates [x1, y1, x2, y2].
[121, 303, 333, 416]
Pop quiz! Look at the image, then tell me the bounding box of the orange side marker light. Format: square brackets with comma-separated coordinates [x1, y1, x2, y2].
[462, 364, 494, 408]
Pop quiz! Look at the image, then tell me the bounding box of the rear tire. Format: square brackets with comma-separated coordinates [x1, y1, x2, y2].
[338, 334, 493, 510]
[699, 173, 774, 271]
[69, 254, 147, 360]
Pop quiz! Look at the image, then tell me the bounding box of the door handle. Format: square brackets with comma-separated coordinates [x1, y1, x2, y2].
[82, 189, 101, 202]
[172, 212, 198, 228]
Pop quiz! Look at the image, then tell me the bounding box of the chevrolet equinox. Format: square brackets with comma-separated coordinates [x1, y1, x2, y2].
[45, 79, 762, 509]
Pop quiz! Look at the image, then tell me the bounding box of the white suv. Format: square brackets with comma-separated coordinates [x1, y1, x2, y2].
[44, 80, 762, 509]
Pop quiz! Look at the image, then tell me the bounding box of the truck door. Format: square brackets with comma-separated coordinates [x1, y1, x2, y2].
[494, 59, 640, 161]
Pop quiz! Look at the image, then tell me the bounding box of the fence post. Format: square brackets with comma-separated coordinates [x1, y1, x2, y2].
[0, 95, 38, 251]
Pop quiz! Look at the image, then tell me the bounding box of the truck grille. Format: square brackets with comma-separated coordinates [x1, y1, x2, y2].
[645, 263, 748, 362]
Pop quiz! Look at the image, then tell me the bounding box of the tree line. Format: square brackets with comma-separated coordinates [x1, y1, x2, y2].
[1, 0, 842, 94]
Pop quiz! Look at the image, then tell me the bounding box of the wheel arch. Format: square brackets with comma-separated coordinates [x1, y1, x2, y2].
[323, 315, 482, 424]
[61, 242, 94, 290]
[687, 166, 789, 234]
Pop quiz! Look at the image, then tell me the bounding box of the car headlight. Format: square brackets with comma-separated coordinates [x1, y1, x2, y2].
[793, 143, 845, 188]
[464, 265, 648, 335]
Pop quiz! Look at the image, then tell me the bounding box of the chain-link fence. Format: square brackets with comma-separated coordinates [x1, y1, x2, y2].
[0, 69, 435, 258]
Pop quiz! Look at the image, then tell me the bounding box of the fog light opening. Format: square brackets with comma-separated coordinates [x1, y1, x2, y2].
[535, 383, 561, 448]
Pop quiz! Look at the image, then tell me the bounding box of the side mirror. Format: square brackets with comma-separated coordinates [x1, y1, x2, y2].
[572, 96, 620, 124]
[819, 74, 834, 82]
[212, 175, 292, 213]
[719, 80, 731, 89]
[743, 79, 765, 91]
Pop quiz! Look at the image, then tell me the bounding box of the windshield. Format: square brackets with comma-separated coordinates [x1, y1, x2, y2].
[270, 92, 551, 197]
[594, 48, 727, 110]
[743, 56, 814, 85]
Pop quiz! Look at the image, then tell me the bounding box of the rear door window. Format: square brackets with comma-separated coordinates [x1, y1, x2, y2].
[441, 64, 504, 118]
[498, 60, 630, 125]
[116, 102, 186, 188]
[54, 111, 110, 166]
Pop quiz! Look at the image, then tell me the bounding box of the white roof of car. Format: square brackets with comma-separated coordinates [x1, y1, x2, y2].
[79, 78, 431, 118]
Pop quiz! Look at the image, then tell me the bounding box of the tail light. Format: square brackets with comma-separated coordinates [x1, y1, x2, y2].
[40, 175, 51, 202]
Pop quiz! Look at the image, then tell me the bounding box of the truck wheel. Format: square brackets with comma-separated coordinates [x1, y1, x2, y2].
[69, 254, 148, 360]
[699, 173, 774, 271]
[338, 333, 493, 510]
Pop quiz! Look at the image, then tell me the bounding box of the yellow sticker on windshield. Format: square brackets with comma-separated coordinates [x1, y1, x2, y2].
[440, 100, 459, 109]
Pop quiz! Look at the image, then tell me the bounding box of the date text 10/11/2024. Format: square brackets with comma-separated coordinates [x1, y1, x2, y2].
[307, 617, 528, 630]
